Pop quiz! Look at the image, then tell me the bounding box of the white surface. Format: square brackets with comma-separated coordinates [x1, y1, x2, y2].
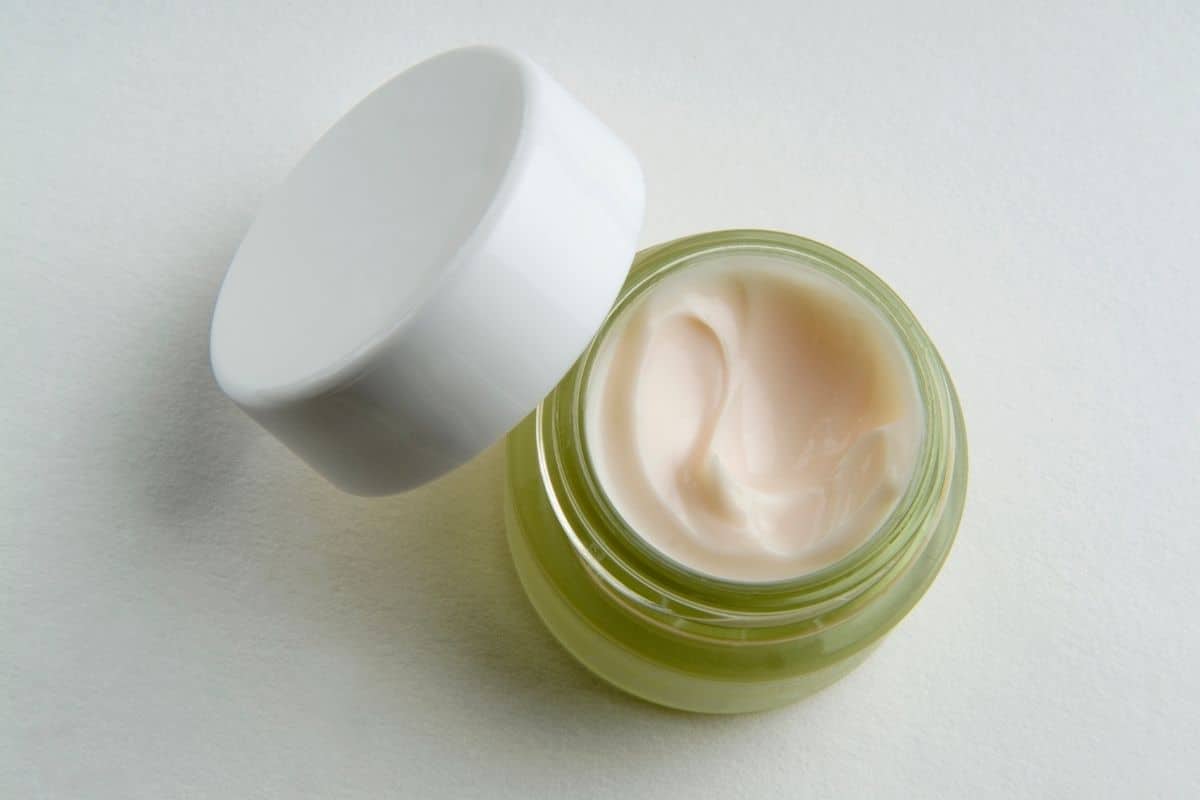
[211, 45, 644, 494]
[2, 1, 1197, 797]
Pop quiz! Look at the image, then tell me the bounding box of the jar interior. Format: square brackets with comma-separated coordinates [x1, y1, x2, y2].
[535, 230, 961, 633]
[580, 248, 926, 584]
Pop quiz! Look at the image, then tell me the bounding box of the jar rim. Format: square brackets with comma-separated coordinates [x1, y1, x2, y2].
[536, 229, 962, 632]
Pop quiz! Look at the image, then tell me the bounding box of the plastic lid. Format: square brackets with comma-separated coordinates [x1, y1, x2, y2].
[210, 46, 645, 495]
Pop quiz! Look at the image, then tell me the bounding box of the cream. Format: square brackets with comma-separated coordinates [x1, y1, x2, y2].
[585, 255, 924, 582]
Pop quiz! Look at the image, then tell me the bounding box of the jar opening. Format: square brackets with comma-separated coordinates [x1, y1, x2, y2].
[579, 245, 926, 583]
[536, 230, 962, 634]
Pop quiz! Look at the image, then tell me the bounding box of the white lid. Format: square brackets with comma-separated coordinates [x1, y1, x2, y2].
[210, 46, 645, 495]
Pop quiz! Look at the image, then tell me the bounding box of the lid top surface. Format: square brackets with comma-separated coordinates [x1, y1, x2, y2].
[212, 48, 526, 402]
[208, 45, 645, 494]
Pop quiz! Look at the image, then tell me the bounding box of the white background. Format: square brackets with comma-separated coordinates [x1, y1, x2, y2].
[3, 1, 1198, 797]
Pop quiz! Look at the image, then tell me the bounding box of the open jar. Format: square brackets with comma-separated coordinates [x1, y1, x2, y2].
[507, 230, 966, 712]
[210, 47, 967, 714]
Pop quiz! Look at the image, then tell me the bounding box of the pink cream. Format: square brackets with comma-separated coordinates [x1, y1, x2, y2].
[585, 255, 924, 582]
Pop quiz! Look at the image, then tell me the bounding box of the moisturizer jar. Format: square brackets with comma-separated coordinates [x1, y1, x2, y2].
[210, 47, 967, 714]
[507, 231, 965, 712]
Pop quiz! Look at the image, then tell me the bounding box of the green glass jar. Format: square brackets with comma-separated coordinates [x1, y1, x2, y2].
[505, 230, 967, 714]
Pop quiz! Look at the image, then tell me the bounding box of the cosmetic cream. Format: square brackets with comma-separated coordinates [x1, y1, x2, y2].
[585, 255, 923, 582]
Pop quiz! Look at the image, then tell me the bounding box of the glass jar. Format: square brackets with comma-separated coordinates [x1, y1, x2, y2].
[505, 229, 967, 713]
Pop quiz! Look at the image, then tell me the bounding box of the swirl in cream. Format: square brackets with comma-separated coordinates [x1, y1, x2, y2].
[585, 255, 923, 582]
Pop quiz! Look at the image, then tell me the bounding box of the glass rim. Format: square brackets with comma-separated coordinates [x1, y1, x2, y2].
[537, 229, 961, 628]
